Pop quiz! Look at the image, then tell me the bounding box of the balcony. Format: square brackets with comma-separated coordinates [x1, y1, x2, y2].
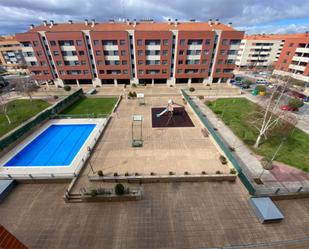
[146, 55, 160, 60]
[186, 55, 201, 60]
[292, 56, 309, 63]
[289, 64, 306, 71]
[60, 45, 76, 51]
[103, 45, 118, 51]
[296, 47, 309, 53]
[188, 45, 202, 50]
[146, 45, 160, 50]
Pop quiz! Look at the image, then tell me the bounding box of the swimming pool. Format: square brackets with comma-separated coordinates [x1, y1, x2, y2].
[4, 124, 96, 167]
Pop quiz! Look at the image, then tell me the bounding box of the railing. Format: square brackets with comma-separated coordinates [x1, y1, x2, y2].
[53, 113, 109, 119]
[181, 89, 256, 194]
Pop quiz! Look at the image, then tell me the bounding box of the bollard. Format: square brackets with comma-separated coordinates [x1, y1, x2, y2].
[275, 188, 280, 194]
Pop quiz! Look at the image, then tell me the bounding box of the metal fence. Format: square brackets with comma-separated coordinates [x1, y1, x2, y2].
[181, 89, 256, 194]
[0, 88, 83, 151]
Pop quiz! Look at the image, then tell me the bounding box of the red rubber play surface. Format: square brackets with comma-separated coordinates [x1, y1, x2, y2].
[151, 107, 195, 128]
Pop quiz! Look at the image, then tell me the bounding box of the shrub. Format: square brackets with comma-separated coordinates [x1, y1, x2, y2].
[216, 170, 221, 174]
[135, 172, 139, 176]
[125, 172, 129, 176]
[189, 87, 195, 92]
[150, 172, 155, 176]
[53, 95, 59, 100]
[214, 110, 222, 115]
[64, 85, 71, 92]
[206, 84, 210, 86]
[90, 189, 97, 197]
[97, 170, 104, 177]
[198, 95, 204, 100]
[132, 83, 137, 88]
[169, 171, 175, 175]
[229, 146, 235, 152]
[288, 98, 304, 108]
[184, 171, 190, 175]
[205, 100, 212, 106]
[230, 168, 237, 174]
[219, 155, 227, 164]
[115, 183, 125, 195]
[201, 171, 207, 175]
[255, 85, 266, 92]
[132, 91, 137, 98]
[114, 172, 118, 177]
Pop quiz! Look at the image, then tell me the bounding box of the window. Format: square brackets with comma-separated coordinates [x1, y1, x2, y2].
[188, 39, 202, 45]
[137, 40, 143, 45]
[99, 70, 104, 74]
[222, 39, 228, 45]
[40, 61, 46, 66]
[289, 43, 294, 47]
[223, 69, 233, 73]
[97, 60, 103, 65]
[162, 60, 167, 65]
[178, 60, 183, 64]
[120, 40, 125, 45]
[201, 69, 206, 73]
[179, 50, 184, 55]
[123, 69, 128, 74]
[220, 50, 225, 55]
[36, 51, 43, 56]
[53, 51, 59, 56]
[216, 68, 221, 73]
[50, 41, 56, 46]
[286, 51, 290, 55]
[94, 40, 99, 46]
[79, 51, 85, 56]
[121, 50, 126, 56]
[177, 69, 183, 73]
[95, 50, 101, 56]
[81, 60, 86, 65]
[204, 49, 209, 55]
[163, 39, 168, 45]
[56, 61, 62, 66]
[76, 40, 82, 46]
[138, 70, 144, 74]
[33, 41, 39, 47]
[59, 70, 65, 75]
[162, 69, 167, 74]
[138, 50, 143, 56]
[103, 40, 117, 45]
[283, 59, 287, 63]
[180, 39, 185, 45]
[138, 60, 144, 65]
[83, 70, 89, 74]
[122, 60, 127, 65]
[202, 60, 207, 64]
[205, 39, 211, 45]
[162, 50, 168, 56]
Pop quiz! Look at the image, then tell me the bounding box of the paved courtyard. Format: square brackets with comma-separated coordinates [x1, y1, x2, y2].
[0, 181, 309, 249]
[87, 95, 229, 177]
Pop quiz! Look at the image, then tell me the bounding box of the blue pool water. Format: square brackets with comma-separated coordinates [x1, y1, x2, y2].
[4, 124, 96, 167]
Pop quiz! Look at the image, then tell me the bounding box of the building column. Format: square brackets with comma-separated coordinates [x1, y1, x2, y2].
[92, 78, 101, 87]
[152, 79, 154, 86]
[76, 79, 80, 88]
[188, 78, 192, 86]
[45, 81, 50, 89]
[114, 78, 118, 87]
[218, 78, 222, 84]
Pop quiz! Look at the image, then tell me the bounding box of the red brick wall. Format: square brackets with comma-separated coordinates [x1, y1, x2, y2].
[0, 225, 28, 249]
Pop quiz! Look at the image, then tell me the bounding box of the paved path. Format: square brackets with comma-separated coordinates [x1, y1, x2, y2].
[191, 96, 309, 195]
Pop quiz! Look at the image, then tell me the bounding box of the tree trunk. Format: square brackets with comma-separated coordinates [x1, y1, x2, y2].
[5, 113, 11, 124]
[254, 133, 262, 148]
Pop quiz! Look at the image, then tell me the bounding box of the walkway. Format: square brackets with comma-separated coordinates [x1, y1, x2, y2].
[191, 96, 309, 195]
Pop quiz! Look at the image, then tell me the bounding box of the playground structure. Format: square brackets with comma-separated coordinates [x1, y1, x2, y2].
[132, 115, 143, 147]
[155, 98, 187, 126]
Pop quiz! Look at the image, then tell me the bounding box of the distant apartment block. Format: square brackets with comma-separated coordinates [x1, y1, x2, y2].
[0, 36, 25, 69]
[236, 33, 309, 82]
[15, 19, 244, 87]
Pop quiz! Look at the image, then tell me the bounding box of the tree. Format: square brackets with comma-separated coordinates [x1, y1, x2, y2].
[248, 76, 293, 148]
[64, 85, 71, 92]
[12, 76, 39, 101]
[288, 98, 304, 108]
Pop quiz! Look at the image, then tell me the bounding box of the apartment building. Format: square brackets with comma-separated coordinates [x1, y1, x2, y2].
[273, 33, 309, 83]
[15, 19, 244, 87]
[0, 36, 25, 69]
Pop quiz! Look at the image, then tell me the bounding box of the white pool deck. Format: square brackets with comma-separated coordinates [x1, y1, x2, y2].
[0, 118, 107, 180]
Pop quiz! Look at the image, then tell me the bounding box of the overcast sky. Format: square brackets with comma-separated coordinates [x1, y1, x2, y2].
[1, 0, 309, 35]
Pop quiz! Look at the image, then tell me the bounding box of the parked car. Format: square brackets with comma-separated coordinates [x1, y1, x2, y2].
[280, 105, 298, 112]
[289, 90, 306, 100]
[241, 84, 251, 89]
[256, 79, 268, 85]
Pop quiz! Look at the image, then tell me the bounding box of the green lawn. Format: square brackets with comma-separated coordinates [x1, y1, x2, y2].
[206, 98, 309, 172]
[61, 97, 118, 116]
[0, 99, 50, 137]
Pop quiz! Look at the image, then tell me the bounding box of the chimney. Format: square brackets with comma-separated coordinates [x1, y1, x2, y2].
[91, 19, 95, 27]
[43, 20, 47, 26]
[109, 19, 115, 23]
[133, 19, 137, 27]
[190, 19, 195, 22]
[126, 19, 130, 25]
[215, 19, 219, 25]
[49, 20, 54, 28]
[29, 24, 34, 29]
[84, 19, 88, 25]
[174, 18, 178, 27]
[228, 22, 232, 27]
[168, 18, 172, 25]
[208, 19, 212, 25]
[68, 20, 73, 24]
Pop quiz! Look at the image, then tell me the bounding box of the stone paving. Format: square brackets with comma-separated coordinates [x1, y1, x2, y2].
[192, 96, 309, 195]
[0, 181, 308, 249]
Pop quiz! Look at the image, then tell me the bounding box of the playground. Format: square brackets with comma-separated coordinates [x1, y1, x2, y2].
[86, 95, 229, 176]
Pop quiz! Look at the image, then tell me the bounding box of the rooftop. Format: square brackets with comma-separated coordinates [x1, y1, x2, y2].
[244, 33, 309, 40]
[28, 20, 237, 33]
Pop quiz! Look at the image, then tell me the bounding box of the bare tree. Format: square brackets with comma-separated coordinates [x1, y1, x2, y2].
[248, 76, 293, 148]
[12, 76, 39, 101]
